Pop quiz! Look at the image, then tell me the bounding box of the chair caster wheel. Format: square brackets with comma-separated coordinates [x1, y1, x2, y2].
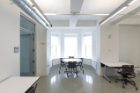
[136, 87, 138, 90]
[115, 80, 117, 83]
[122, 86, 125, 88]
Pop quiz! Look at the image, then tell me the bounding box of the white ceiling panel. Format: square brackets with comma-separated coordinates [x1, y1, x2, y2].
[80, 0, 126, 14]
[71, 0, 84, 13]
[78, 15, 99, 21]
[76, 20, 96, 27]
[34, 0, 70, 13]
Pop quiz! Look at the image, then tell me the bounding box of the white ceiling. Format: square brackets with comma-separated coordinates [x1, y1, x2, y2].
[33, 0, 137, 28]
[34, 0, 70, 13]
[80, 0, 126, 14]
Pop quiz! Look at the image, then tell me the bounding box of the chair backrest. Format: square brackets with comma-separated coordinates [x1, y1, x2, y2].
[26, 83, 38, 93]
[68, 62, 77, 68]
[26, 87, 34, 93]
[69, 56, 74, 58]
[60, 58, 64, 64]
[81, 58, 84, 62]
[121, 65, 135, 78]
[121, 65, 134, 72]
[33, 83, 38, 93]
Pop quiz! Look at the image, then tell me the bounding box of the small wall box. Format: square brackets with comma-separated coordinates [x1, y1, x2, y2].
[14, 47, 19, 53]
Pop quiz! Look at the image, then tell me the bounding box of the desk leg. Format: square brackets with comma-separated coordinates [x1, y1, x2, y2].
[103, 65, 111, 83]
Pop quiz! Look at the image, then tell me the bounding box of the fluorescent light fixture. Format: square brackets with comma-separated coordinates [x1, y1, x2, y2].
[33, 7, 50, 26]
[44, 13, 109, 16]
[95, 14, 109, 16]
[44, 13, 56, 15]
[26, 0, 33, 6]
[101, 6, 127, 25]
[128, 0, 137, 5]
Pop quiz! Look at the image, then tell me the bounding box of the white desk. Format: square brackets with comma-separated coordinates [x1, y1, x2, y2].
[101, 62, 133, 82]
[101, 62, 132, 67]
[0, 76, 40, 93]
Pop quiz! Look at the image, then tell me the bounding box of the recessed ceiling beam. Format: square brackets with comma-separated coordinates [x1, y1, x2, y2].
[71, 0, 84, 13]
[70, 0, 84, 28]
[70, 15, 79, 29]
[111, 6, 140, 24]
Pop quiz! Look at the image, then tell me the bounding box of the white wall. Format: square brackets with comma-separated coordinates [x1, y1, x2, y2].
[0, 0, 48, 82]
[120, 18, 140, 25]
[119, 25, 139, 72]
[47, 30, 51, 74]
[138, 26, 140, 71]
[0, 0, 20, 82]
[96, 19, 101, 75]
[100, 22, 119, 62]
[36, 24, 47, 76]
[100, 20, 119, 76]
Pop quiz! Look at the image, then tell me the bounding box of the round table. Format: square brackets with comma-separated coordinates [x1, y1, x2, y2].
[62, 59, 82, 63]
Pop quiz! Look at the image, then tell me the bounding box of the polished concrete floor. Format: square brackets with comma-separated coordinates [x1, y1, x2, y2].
[36, 65, 140, 93]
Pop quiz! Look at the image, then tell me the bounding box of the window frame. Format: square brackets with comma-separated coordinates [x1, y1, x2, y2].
[51, 34, 59, 58]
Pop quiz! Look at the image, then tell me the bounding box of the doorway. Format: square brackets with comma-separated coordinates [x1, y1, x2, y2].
[20, 34, 35, 76]
[20, 14, 35, 76]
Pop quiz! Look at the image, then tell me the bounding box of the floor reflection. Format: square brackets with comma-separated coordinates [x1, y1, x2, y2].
[36, 66, 140, 93]
[86, 75, 93, 84]
[51, 76, 56, 84]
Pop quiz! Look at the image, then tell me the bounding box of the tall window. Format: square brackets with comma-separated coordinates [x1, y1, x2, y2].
[51, 36, 58, 57]
[83, 35, 92, 58]
[64, 36, 77, 56]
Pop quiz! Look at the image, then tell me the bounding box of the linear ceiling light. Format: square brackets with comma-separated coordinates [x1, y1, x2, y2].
[44, 13, 57, 15]
[100, 0, 137, 25]
[44, 13, 109, 16]
[33, 7, 50, 26]
[128, 0, 137, 5]
[100, 7, 127, 25]
[94, 14, 109, 16]
[26, 0, 34, 6]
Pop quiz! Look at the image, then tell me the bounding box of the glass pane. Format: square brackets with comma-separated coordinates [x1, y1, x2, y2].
[83, 35, 92, 57]
[85, 46, 92, 57]
[64, 37, 77, 56]
[20, 37, 30, 73]
[51, 45, 57, 57]
[20, 15, 35, 33]
[51, 36, 58, 45]
[84, 36, 92, 45]
[51, 36, 58, 57]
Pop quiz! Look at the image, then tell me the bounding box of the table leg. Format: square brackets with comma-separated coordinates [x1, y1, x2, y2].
[103, 65, 111, 83]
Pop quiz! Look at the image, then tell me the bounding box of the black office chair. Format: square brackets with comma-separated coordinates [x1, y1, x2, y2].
[69, 56, 74, 58]
[115, 65, 138, 90]
[59, 58, 68, 74]
[77, 58, 84, 74]
[26, 83, 38, 93]
[67, 62, 78, 77]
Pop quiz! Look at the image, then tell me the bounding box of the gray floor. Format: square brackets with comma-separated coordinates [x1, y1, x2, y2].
[36, 65, 140, 93]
